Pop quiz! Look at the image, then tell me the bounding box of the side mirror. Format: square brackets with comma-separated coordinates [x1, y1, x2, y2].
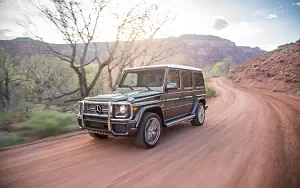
[166, 82, 178, 90]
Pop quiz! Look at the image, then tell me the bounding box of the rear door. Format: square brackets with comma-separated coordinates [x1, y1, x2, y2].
[193, 71, 206, 98]
[180, 70, 194, 115]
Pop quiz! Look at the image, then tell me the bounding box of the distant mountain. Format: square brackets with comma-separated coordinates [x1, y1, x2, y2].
[172, 34, 265, 67]
[0, 35, 265, 67]
[230, 39, 300, 95]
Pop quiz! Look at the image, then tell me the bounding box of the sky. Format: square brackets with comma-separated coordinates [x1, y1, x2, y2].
[0, 0, 300, 51]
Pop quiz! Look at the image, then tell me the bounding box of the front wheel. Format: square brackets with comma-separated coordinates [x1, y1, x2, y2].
[191, 103, 205, 126]
[134, 112, 162, 149]
[88, 133, 108, 139]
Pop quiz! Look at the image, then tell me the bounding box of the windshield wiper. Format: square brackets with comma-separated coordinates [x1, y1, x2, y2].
[145, 86, 152, 91]
[122, 85, 134, 90]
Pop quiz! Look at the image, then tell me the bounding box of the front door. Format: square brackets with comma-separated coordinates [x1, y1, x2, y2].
[164, 68, 184, 121]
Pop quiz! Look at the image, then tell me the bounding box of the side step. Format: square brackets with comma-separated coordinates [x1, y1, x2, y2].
[165, 114, 195, 127]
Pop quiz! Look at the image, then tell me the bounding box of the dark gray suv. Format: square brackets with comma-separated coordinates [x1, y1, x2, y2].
[77, 64, 208, 148]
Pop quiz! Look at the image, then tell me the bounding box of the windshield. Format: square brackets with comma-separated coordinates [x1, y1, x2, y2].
[119, 69, 166, 88]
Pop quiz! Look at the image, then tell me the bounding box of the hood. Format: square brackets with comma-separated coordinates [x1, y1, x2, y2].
[84, 90, 162, 102]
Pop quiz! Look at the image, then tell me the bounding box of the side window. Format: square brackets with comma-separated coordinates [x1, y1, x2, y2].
[182, 71, 192, 88]
[167, 69, 180, 88]
[194, 72, 204, 87]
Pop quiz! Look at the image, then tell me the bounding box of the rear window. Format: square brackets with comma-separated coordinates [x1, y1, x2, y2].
[182, 71, 192, 88]
[194, 72, 204, 87]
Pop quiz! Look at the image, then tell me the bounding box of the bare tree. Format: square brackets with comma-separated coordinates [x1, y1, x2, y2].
[30, 0, 111, 101]
[106, 4, 177, 90]
[22, 0, 176, 97]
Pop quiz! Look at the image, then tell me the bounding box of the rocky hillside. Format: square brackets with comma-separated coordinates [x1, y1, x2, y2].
[174, 35, 265, 67]
[230, 40, 300, 95]
[0, 35, 265, 67]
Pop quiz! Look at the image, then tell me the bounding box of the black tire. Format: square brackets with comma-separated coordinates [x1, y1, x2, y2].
[88, 133, 108, 139]
[191, 103, 205, 126]
[134, 112, 162, 149]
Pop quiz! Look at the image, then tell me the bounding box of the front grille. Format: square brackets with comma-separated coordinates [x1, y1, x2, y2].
[85, 121, 108, 130]
[84, 103, 108, 115]
[84, 116, 107, 122]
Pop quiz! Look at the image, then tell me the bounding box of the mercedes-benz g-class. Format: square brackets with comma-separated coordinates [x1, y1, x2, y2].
[77, 64, 208, 148]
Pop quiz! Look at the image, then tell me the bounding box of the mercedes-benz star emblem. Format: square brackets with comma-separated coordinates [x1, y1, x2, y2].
[95, 105, 102, 114]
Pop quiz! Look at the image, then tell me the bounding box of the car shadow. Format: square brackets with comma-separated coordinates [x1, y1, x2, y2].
[88, 122, 202, 150]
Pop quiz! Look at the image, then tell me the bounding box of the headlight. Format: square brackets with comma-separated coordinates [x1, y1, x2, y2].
[113, 104, 130, 118]
[119, 105, 127, 114]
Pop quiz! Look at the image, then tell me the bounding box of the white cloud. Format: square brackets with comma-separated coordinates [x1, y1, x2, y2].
[266, 14, 277, 19]
[217, 22, 262, 45]
[293, 2, 300, 6]
[213, 18, 229, 30]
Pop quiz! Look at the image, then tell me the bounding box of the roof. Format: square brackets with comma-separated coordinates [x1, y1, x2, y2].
[124, 64, 202, 71]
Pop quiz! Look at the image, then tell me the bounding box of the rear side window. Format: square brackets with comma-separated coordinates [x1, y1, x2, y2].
[194, 72, 204, 87]
[167, 69, 180, 88]
[182, 71, 192, 88]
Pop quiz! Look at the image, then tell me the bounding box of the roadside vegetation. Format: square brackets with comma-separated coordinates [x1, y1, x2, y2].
[0, 110, 79, 148]
[202, 58, 234, 98]
[206, 85, 216, 98]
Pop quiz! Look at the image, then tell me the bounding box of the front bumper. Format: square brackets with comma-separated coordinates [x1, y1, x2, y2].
[77, 101, 137, 136]
[77, 117, 138, 136]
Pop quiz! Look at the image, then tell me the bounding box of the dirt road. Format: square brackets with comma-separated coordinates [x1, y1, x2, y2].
[1, 77, 300, 188]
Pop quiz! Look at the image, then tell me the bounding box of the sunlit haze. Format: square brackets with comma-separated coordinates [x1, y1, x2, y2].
[0, 0, 300, 50]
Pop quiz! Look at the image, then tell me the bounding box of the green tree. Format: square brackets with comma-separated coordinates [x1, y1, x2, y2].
[18, 56, 78, 103]
[0, 48, 24, 109]
[222, 56, 233, 75]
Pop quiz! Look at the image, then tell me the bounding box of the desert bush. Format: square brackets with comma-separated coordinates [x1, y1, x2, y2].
[0, 111, 24, 127]
[16, 110, 78, 139]
[0, 133, 27, 147]
[206, 86, 216, 98]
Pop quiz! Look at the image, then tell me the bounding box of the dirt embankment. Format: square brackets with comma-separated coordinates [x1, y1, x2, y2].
[1, 78, 300, 188]
[230, 40, 300, 95]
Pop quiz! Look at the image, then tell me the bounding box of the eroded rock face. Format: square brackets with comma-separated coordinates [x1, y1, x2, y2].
[0, 35, 265, 68]
[164, 35, 265, 67]
[230, 40, 300, 95]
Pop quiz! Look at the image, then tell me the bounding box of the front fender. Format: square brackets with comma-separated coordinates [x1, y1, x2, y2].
[134, 105, 164, 128]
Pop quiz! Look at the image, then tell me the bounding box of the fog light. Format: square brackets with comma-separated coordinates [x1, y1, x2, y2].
[114, 124, 127, 133]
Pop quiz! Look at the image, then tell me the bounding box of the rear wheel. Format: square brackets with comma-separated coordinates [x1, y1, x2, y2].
[191, 103, 205, 126]
[88, 133, 108, 139]
[134, 112, 162, 149]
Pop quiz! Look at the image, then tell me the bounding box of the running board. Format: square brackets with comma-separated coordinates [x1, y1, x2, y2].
[165, 114, 195, 127]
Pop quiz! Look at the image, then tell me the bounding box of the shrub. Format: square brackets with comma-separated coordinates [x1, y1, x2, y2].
[0, 133, 27, 147]
[16, 110, 79, 139]
[0, 111, 24, 125]
[206, 86, 216, 98]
